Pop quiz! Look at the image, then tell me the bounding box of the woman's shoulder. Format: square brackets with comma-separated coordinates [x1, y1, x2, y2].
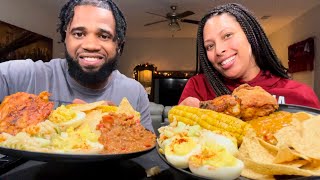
[190, 73, 206, 79]
[188, 73, 208, 83]
[277, 78, 314, 90]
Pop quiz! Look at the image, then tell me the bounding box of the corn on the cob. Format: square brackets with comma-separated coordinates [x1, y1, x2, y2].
[168, 105, 251, 144]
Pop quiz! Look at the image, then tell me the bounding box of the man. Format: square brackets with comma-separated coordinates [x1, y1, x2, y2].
[0, 0, 153, 131]
[0, 0, 171, 175]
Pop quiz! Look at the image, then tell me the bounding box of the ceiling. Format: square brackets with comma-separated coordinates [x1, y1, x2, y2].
[48, 0, 320, 38]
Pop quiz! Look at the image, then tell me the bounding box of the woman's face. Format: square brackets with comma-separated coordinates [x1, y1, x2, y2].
[203, 13, 260, 81]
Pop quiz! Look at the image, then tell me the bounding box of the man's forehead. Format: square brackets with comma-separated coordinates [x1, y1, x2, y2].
[69, 5, 116, 30]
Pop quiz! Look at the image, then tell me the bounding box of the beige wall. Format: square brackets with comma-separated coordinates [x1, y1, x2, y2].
[269, 4, 320, 98]
[119, 37, 197, 77]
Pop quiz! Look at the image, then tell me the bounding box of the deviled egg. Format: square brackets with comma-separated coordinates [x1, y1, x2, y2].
[49, 105, 86, 130]
[165, 136, 201, 169]
[189, 142, 244, 180]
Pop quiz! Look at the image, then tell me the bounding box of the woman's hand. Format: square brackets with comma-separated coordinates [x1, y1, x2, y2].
[179, 97, 200, 107]
[72, 99, 116, 106]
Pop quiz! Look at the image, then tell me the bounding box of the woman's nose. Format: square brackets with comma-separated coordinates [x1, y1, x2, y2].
[215, 42, 227, 56]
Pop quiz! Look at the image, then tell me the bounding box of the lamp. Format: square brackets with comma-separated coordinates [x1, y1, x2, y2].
[138, 70, 152, 87]
[169, 19, 181, 31]
[133, 63, 157, 97]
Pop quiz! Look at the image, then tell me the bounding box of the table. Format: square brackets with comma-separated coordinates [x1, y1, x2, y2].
[1, 149, 319, 180]
[0, 149, 200, 180]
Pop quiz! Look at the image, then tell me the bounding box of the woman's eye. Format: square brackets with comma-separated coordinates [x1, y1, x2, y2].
[224, 33, 232, 39]
[206, 44, 215, 51]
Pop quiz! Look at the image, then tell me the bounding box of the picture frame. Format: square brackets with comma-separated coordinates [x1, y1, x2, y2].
[0, 20, 53, 63]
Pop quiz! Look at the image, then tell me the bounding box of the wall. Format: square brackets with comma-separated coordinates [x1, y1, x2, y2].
[0, 0, 65, 58]
[119, 37, 197, 77]
[1, 0, 320, 99]
[268, 4, 320, 97]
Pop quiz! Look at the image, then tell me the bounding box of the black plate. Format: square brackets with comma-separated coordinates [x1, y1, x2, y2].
[157, 104, 320, 180]
[0, 144, 155, 163]
[278, 104, 320, 115]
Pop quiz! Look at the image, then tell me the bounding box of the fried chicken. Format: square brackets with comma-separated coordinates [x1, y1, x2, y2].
[199, 95, 241, 118]
[199, 84, 278, 121]
[232, 84, 279, 120]
[0, 91, 54, 135]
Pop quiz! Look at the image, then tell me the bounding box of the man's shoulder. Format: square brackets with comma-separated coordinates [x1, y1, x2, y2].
[113, 71, 141, 85]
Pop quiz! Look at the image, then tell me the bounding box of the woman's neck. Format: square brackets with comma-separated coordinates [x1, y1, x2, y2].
[241, 66, 261, 82]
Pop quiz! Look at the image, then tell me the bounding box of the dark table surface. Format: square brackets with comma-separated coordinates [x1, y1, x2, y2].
[0, 148, 203, 180]
[1, 148, 320, 180]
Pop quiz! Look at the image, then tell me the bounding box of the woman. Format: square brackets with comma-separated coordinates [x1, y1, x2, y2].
[179, 3, 320, 109]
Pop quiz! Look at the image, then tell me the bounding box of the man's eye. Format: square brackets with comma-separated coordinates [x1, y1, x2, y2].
[73, 32, 84, 38]
[100, 34, 112, 40]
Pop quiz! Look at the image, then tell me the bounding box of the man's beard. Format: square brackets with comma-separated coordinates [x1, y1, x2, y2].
[66, 52, 118, 86]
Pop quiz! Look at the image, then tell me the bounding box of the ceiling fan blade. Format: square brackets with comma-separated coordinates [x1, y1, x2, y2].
[146, 12, 167, 18]
[181, 19, 199, 25]
[144, 19, 168, 26]
[175, 11, 195, 19]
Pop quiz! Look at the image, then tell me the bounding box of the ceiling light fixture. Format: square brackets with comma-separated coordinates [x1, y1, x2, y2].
[261, 15, 271, 20]
[169, 19, 181, 31]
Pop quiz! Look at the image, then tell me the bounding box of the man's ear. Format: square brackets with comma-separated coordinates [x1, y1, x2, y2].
[117, 41, 125, 55]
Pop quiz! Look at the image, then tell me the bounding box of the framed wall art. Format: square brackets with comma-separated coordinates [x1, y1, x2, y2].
[0, 20, 53, 63]
[288, 37, 314, 73]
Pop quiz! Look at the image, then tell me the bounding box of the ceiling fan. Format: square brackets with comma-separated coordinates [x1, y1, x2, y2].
[144, 5, 199, 31]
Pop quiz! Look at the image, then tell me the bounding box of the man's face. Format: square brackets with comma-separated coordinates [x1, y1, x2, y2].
[65, 5, 119, 85]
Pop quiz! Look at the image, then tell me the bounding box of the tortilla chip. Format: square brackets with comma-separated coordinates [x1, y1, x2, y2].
[79, 109, 103, 136]
[292, 112, 314, 122]
[280, 160, 309, 168]
[117, 97, 140, 121]
[258, 138, 279, 153]
[301, 159, 320, 171]
[273, 145, 301, 163]
[297, 115, 320, 159]
[68, 100, 106, 112]
[238, 129, 276, 163]
[241, 166, 275, 180]
[242, 157, 317, 176]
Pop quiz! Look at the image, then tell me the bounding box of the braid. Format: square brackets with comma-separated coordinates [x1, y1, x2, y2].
[229, 4, 289, 78]
[57, 0, 127, 55]
[197, 15, 231, 96]
[196, 3, 289, 96]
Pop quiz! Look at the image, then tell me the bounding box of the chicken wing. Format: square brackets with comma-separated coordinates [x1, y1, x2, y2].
[199, 95, 241, 118]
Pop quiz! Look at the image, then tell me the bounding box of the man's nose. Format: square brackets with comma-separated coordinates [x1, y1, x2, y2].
[82, 36, 101, 51]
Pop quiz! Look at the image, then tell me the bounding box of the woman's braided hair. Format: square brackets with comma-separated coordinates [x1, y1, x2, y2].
[57, 0, 127, 54]
[197, 3, 289, 96]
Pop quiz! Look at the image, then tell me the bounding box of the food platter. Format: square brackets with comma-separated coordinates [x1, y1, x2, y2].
[0, 96, 158, 163]
[156, 104, 320, 180]
[0, 144, 155, 162]
[278, 104, 320, 115]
